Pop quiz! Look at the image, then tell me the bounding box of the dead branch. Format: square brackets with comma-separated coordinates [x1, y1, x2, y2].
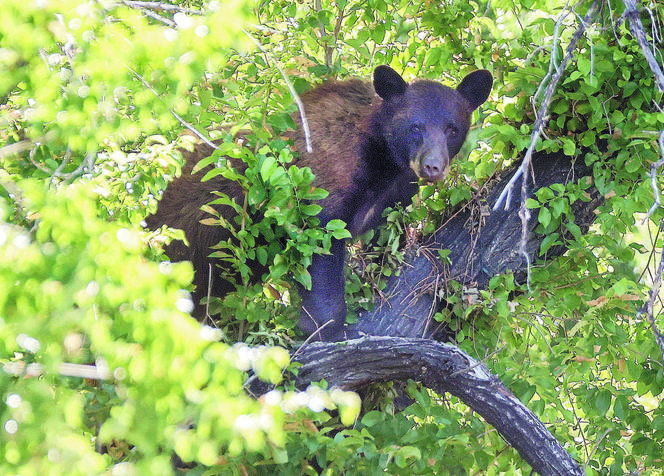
[493, 2, 598, 212]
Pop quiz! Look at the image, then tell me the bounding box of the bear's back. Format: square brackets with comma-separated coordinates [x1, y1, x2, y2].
[291, 79, 378, 218]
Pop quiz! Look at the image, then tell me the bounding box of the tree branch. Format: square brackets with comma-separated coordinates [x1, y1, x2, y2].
[352, 150, 600, 339]
[293, 337, 584, 476]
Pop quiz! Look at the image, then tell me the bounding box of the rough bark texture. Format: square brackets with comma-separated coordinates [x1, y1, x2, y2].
[352, 150, 600, 338]
[283, 151, 601, 475]
[293, 337, 585, 476]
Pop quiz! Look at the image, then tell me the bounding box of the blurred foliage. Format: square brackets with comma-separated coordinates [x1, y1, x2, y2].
[1, 0, 664, 474]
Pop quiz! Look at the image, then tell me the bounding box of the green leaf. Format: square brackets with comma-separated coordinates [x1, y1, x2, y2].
[260, 155, 278, 182]
[595, 390, 612, 417]
[566, 222, 583, 242]
[540, 232, 560, 254]
[256, 246, 268, 266]
[536, 187, 554, 201]
[562, 138, 576, 156]
[526, 198, 541, 209]
[332, 228, 351, 240]
[538, 207, 551, 228]
[519, 385, 537, 404]
[551, 198, 567, 218]
[361, 411, 385, 427]
[271, 253, 289, 280]
[301, 203, 323, 216]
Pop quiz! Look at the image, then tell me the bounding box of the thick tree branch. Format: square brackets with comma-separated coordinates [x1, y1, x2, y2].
[352, 150, 600, 339]
[293, 337, 584, 476]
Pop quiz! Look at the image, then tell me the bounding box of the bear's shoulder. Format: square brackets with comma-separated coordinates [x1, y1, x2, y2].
[290, 79, 379, 198]
[300, 78, 375, 108]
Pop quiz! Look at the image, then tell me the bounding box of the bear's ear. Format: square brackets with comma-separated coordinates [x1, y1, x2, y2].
[457, 69, 493, 110]
[373, 65, 408, 100]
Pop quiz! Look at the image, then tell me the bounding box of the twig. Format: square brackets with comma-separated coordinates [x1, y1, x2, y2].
[584, 428, 612, 471]
[518, 166, 533, 291]
[0, 140, 34, 158]
[49, 146, 72, 183]
[138, 7, 175, 27]
[315, 0, 332, 70]
[121, 0, 176, 27]
[643, 131, 664, 223]
[637, 222, 664, 368]
[122, 1, 203, 16]
[242, 29, 314, 154]
[4, 360, 111, 380]
[493, 1, 598, 212]
[315, 0, 345, 71]
[127, 66, 219, 151]
[28, 145, 52, 175]
[531, 2, 573, 108]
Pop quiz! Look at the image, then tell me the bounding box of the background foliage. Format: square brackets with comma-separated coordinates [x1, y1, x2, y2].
[1, 0, 663, 474]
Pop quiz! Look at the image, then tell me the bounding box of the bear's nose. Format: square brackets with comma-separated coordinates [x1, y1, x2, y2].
[422, 158, 448, 182]
[423, 162, 441, 181]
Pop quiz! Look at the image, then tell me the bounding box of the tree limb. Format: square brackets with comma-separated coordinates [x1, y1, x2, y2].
[293, 337, 584, 476]
[352, 149, 600, 339]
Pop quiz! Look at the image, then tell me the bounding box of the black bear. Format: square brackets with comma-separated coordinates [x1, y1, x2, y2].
[146, 65, 492, 342]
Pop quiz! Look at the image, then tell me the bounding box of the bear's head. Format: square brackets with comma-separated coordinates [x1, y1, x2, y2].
[372, 65, 493, 182]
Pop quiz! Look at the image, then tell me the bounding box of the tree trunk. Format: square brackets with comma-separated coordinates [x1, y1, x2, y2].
[352, 149, 600, 338]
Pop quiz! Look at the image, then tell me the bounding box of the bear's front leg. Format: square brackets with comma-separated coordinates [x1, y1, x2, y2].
[298, 238, 348, 342]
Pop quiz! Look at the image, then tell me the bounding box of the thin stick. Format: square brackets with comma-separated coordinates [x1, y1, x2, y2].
[127, 66, 219, 150]
[493, 1, 598, 212]
[122, 1, 203, 16]
[243, 29, 314, 154]
[622, 0, 664, 92]
[643, 131, 664, 223]
[637, 223, 664, 367]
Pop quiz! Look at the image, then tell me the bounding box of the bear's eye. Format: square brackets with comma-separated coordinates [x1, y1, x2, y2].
[447, 125, 459, 137]
[409, 124, 423, 138]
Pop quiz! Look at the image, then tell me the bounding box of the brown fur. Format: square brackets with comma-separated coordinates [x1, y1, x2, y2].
[145, 140, 252, 309]
[146, 80, 380, 318]
[146, 66, 493, 339]
[292, 80, 379, 217]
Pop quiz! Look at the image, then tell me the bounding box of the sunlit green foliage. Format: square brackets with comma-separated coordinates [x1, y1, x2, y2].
[1, 0, 663, 474]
